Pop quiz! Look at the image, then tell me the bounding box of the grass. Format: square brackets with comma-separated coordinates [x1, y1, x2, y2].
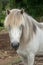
[0, 56, 22, 65]
[0, 50, 22, 65]
[7, 57, 22, 65]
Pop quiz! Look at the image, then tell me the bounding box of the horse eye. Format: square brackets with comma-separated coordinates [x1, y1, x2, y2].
[19, 25, 22, 30]
[8, 25, 11, 30]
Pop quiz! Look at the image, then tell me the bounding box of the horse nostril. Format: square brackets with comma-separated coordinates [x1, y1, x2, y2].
[11, 42, 19, 50]
[11, 43, 14, 48]
[18, 43, 19, 47]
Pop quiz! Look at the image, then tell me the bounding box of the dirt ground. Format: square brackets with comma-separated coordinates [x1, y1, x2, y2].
[0, 30, 43, 65]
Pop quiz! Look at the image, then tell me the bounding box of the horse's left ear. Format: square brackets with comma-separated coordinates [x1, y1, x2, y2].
[20, 8, 24, 14]
[6, 9, 10, 15]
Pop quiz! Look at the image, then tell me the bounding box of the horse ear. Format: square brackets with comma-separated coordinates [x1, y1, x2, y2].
[21, 8, 24, 14]
[6, 9, 10, 15]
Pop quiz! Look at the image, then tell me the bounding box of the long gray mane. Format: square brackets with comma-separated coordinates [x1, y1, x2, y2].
[20, 13, 38, 44]
[23, 13, 37, 34]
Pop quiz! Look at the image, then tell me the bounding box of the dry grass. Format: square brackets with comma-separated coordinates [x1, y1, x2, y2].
[0, 50, 22, 65]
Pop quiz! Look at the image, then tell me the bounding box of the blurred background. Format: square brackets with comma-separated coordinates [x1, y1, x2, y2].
[0, 0, 43, 30]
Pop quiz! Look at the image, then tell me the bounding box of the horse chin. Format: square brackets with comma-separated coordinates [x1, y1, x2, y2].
[16, 47, 19, 52]
[15, 47, 19, 51]
[13, 47, 19, 54]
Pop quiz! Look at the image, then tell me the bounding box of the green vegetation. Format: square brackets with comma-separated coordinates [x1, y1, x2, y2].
[0, 0, 43, 30]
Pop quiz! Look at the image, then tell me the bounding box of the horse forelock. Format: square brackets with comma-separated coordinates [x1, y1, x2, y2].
[4, 9, 24, 28]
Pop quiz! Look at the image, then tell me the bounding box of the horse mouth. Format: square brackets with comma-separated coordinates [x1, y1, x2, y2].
[11, 44, 19, 51]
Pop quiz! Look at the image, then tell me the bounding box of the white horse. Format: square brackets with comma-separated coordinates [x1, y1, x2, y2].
[4, 9, 43, 65]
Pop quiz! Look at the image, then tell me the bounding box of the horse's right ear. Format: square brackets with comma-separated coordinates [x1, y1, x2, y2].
[6, 9, 10, 15]
[20, 8, 24, 14]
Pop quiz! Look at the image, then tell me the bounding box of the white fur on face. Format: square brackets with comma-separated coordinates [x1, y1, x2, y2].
[9, 27, 22, 44]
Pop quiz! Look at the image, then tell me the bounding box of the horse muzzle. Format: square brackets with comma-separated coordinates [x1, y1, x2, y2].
[11, 42, 19, 50]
